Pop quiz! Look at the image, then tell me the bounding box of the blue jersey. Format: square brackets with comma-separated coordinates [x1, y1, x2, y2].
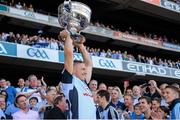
[61, 69, 96, 119]
[170, 103, 180, 119]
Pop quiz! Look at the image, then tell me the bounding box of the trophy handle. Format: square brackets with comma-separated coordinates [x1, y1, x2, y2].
[63, 0, 72, 13]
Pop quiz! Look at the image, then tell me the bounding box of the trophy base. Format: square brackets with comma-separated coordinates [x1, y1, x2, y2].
[70, 32, 81, 43]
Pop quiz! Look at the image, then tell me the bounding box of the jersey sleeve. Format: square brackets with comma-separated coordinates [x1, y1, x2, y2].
[61, 69, 73, 83]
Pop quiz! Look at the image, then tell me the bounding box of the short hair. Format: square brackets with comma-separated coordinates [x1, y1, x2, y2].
[138, 96, 151, 104]
[134, 103, 140, 108]
[73, 60, 84, 65]
[46, 87, 55, 94]
[97, 90, 110, 102]
[28, 74, 36, 81]
[0, 78, 6, 81]
[165, 85, 180, 97]
[152, 97, 161, 104]
[89, 79, 98, 84]
[124, 94, 134, 101]
[15, 94, 27, 105]
[53, 95, 64, 106]
[171, 83, 179, 89]
[29, 97, 38, 103]
[159, 106, 169, 115]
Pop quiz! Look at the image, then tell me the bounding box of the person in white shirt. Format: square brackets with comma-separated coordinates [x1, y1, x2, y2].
[59, 30, 96, 119]
[12, 94, 40, 120]
[21, 74, 42, 103]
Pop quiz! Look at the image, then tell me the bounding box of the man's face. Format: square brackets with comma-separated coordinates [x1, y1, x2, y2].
[148, 80, 156, 91]
[124, 95, 133, 107]
[134, 106, 142, 116]
[73, 63, 87, 80]
[108, 86, 113, 94]
[46, 90, 57, 103]
[18, 78, 25, 87]
[126, 89, 133, 95]
[139, 99, 150, 113]
[98, 84, 107, 90]
[164, 88, 178, 103]
[29, 76, 38, 87]
[0, 80, 6, 88]
[157, 108, 166, 118]
[59, 97, 68, 112]
[96, 94, 104, 107]
[89, 80, 98, 91]
[159, 84, 168, 98]
[29, 98, 38, 106]
[151, 100, 160, 111]
[0, 97, 5, 109]
[17, 96, 28, 110]
[133, 86, 141, 96]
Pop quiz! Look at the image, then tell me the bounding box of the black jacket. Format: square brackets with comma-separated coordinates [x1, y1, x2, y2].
[45, 106, 67, 119]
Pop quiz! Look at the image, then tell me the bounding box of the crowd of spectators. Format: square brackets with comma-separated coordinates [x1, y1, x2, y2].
[0, 0, 180, 46]
[87, 47, 180, 69]
[0, 31, 64, 50]
[0, 0, 34, 12]
[0, 31, 180, 69]
[91, 21, 180, 46]
[0, 76, 179, 119]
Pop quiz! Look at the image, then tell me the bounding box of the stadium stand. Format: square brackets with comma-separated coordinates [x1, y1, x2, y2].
[1, 31, 180, 70]
[0, 0, 180, 119]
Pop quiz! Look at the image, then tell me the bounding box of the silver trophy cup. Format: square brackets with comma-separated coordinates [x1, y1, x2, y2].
[58, 0, 91, 42]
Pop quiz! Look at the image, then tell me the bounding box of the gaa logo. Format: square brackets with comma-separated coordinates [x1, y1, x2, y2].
[27, 48, 49, 59]
[99, 59, 116, 68]
[73, 53, 83, 61]
[24, 11, 35, 18]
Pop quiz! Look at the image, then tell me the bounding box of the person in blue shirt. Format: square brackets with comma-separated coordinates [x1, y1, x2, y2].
[0, 78, 17, 104]
[130, 103, 144, 120]
[96, 90, 119, 119]
[164, 85, 180, 119]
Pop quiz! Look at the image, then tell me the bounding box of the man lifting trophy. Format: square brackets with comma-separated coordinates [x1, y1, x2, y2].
[58, 0, 91, 42]
[58, 1, 96, 119]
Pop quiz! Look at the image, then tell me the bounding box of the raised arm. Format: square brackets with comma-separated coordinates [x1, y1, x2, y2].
[60, 30, 74, 74]
[74, 36, 93, 83]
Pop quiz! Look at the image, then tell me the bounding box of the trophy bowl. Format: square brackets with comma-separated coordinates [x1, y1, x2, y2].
[58, 0, 91, 42]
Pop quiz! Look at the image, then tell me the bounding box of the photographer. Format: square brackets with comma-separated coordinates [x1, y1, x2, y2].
[142, 80, 161, 100]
